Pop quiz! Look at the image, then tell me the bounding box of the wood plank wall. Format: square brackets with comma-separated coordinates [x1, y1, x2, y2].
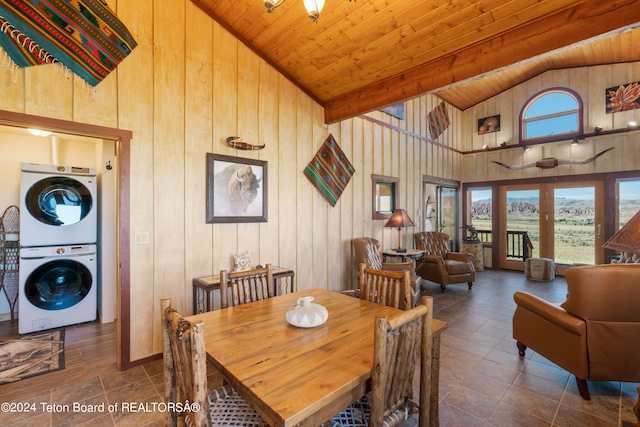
[459, 64, 640, 183]
[0, 1, 460, 361]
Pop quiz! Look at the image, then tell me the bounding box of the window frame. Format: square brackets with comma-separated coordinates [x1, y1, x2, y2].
[372, 174, 398, 220]
[519, 87, 584, 145]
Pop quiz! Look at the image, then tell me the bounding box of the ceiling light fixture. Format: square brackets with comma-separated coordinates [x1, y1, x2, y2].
[264, 0, 286, 13]
[303, 0, 325, 22]
[265, 0, 354, 23]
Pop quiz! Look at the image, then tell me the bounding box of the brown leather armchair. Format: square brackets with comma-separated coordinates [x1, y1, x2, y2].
[351, 237, 421, 307]
[414, 231, 475, 292]
[513, 264, 640, 400]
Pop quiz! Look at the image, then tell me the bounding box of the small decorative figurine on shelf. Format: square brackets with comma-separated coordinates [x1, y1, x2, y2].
[461, 224, 480, 244]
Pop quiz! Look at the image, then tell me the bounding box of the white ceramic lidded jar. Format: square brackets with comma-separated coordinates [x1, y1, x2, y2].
[285, 296, 328, 328]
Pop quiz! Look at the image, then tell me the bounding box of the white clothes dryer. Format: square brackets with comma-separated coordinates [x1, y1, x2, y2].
[20, 163, 97, 247]
[18, 244, 97, 334]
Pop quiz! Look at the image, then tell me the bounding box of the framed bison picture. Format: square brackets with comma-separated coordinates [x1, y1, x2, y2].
[206, 153, 268, 223]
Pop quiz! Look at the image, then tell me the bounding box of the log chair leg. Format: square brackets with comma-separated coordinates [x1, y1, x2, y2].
[467, 281, 473, 289]
[575, 377, 591, 400]
[516, 341, 527, 357]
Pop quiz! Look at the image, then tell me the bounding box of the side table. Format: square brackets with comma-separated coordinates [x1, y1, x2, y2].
[460, 242, 484, 271]
[382, 248, 425, 263]
[192, 266, 295, 314]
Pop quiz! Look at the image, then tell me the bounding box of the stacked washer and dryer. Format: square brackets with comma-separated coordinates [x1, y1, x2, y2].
[18, 163, 98, 334]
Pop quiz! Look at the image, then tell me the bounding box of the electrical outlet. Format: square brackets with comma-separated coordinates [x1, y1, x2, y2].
[134, 232, 149, 244]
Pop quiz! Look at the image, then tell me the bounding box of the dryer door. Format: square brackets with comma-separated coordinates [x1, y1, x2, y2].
[24, 177, 93, 227]
[23, 259, 93, 310]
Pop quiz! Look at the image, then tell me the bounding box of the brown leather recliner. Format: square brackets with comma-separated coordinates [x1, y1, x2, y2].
[414, 231, 475, 292]
[351, 237, 421, 308]
[513, 264, 640, 400]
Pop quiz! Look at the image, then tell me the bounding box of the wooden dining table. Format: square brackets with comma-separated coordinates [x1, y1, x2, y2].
[186, 288, 447, 427]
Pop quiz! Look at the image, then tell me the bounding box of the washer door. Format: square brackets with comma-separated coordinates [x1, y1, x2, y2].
[25, 177, 93, 227]
[24, 259, 93, 310]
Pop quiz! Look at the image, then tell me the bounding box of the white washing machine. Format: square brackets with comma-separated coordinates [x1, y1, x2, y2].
[18, 244, 97, 334]
[20, 162, 97, 247]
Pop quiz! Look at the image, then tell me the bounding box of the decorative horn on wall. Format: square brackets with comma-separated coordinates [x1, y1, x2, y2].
[226, 137, 265, 150]
[491, 147, 614, 170]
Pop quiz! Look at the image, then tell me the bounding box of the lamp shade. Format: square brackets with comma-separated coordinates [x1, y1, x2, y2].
[603, 209, 640, 254]
[385, 209, 414, 228]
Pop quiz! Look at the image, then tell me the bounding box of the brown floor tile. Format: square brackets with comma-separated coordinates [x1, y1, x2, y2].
[553, 403, 618, 427]
[443, 383, 500, 420]
[488, 402, 552, 427]
[501, 384, 559, 422]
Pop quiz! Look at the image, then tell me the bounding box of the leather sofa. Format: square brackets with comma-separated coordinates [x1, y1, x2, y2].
[513, 263, 640, 399]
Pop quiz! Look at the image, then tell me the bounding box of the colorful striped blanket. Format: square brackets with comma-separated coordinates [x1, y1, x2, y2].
[304, 134, 355, 207]
[0, 0, 137, 85]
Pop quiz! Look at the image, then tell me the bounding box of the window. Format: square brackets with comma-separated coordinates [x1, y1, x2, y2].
[520, 88, 583, 144]
[372, 174, 398, 220]
[468, 188, 492, 243]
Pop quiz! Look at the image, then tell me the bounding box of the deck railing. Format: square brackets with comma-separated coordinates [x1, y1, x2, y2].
[474, 229, 533, 261]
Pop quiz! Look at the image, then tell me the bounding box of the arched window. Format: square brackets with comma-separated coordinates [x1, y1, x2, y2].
[520, 88, 583, 144]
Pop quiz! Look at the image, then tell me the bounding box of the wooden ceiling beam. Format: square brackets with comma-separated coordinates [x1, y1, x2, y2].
[323, 0, 640, 124]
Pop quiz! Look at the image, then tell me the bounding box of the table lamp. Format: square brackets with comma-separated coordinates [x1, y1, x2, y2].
[385, 208, 415, 253]
[603, 209, 640, 255]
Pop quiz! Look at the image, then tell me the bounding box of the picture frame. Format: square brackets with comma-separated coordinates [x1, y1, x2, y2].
[206, 153, 268, 223]
[477, 115, 500, 134]
[380, 103, 405, 120]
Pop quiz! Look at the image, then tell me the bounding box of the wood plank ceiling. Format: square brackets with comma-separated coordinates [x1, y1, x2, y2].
[191, 0, 640, 124]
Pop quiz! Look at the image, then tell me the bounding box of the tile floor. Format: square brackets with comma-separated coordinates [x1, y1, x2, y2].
[1, 269, 638, 426]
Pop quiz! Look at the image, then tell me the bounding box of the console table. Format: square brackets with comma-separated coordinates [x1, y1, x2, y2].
[192, 266, 295, 314]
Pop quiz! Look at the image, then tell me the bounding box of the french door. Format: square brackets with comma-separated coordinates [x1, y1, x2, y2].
[423, 183, 459, 251]
[500, 181, 604, 273]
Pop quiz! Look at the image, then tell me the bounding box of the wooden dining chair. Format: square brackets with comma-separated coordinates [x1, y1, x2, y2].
[161, 298, 268, 427]
[358, 262, 413, 310]
[219, 263, 274, 308]
[328, 296, 433, 427]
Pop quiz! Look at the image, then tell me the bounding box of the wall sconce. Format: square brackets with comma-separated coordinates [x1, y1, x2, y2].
[571, 138, 579, 146]
[594, 126, 603, 135]
[628, 121, 638, 131]
[500, 141, 508, 148]
[483, 144, 490, 151]
[522, 146, 531, 153]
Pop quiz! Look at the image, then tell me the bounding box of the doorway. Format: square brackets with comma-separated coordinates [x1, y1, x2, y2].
[0, 109, 134, 369]
[423, 179, 459, 251]
[500, 181, 604, 273]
